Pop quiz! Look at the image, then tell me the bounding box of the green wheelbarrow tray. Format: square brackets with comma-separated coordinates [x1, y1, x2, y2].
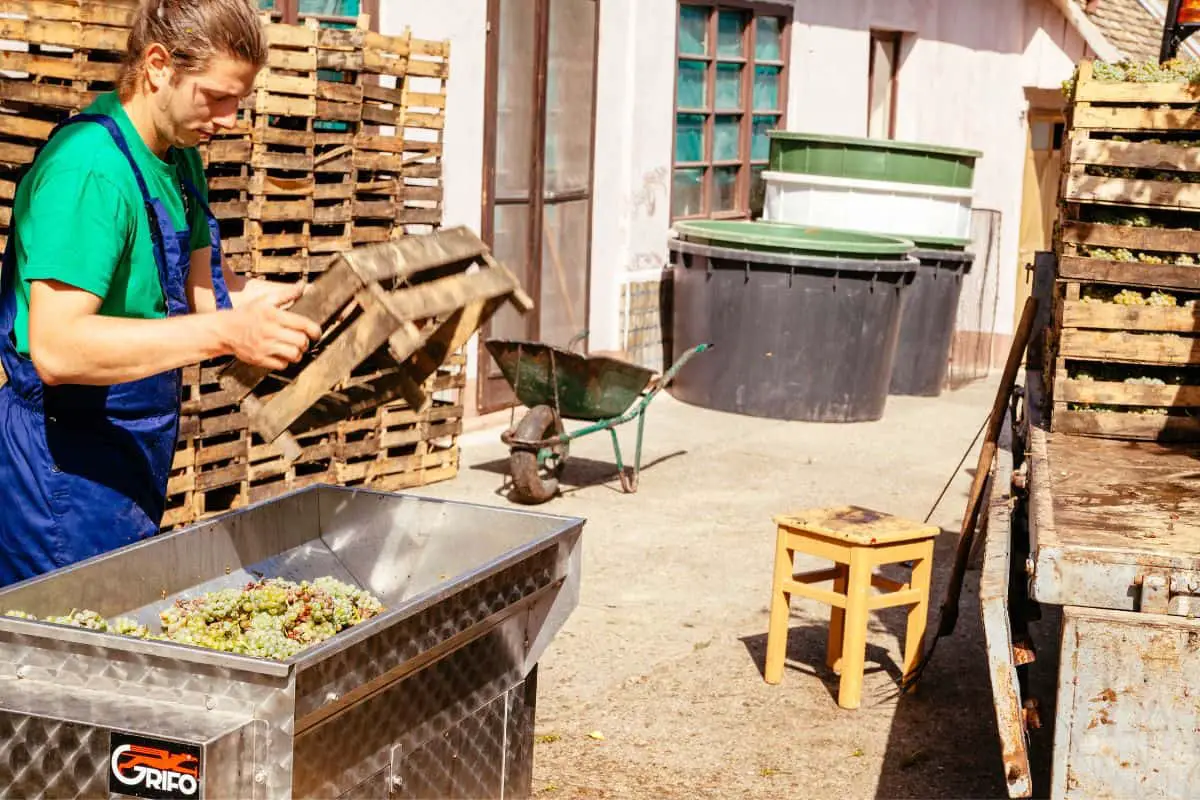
[485, 339, 712, 504]
[485, 339, 659, 422]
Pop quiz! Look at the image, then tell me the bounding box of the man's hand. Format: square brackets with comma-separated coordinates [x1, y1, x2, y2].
[218, 291, 321, 371]
[235, 277, 308, 310]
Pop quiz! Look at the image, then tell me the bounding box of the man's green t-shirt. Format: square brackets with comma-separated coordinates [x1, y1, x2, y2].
[10, 91, 211, 355]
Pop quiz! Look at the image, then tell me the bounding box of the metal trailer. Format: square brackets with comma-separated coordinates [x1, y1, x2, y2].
[982, 368, 1200, 799]
[0, 485, 585, 799]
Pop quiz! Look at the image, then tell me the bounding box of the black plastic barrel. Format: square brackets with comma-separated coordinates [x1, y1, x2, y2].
[888, 247, 975, 397]
[666, 223, 918, 423]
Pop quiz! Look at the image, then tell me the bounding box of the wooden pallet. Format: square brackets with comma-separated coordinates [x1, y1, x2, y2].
[1050, 60, 1200, 441]
[0, 0, 137, 250]
[218, 226, 532, 457]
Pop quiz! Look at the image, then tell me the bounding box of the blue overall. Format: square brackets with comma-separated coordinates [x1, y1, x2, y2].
[0, 113, 232, 587]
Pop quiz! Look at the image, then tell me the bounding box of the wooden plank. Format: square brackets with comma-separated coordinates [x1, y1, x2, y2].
[250, 174, 314, 196]
[209, 201, 249, 221]
[364, 31, 410, 57]
[1071, 104, 1200, 131]
[1074, 77, 1200, 105]
[362, 104, 400, 127]
[0, 79, 91, 110]
[315, 100, 362, 123]
[1065, 164, 1200, 210]
[315, 50, 363, 71]
[353, 151, 403, 172]
[404, 163, 442, 180]
[1056, 377, 1200, 407]
[404, 60, 450, 80]
[1058, 329, 1200, 364]
[363, 83, 404, 105]
[354, 133, 407, 153]
[0, 140, 36, 164]
[267, 49, 318, 72]
[1059, 221, 1200, 253]
[1058, 255, 1200, 291]
[317, 81, 363, 104]
[375, 268, 519, 325]
[314, 182, 354, 201]
[257, 93, 317, 119]
[1062, 301, 1200, 333]
[266, 23, 318, 48]
[313, 205, 353, 224]
[207, 175, 252, 192]
[0, 113, 55, 141]
[206, 139, 252, 164]
[340, 226, 486, 283]
[252, 149, 314, 171]
[317, 26, 365, 50]
[1052, 408, 1200, 441]
[404, 185, 443, 202]
[410, 38, 450, 58]
[256, 232, 308, 249]
[262, 73, 317, 97]
[1069, 138, 1200, 173]
[249, 198, 314, 221]
[256, 126, 315, 148]
[250, 299, 399, 443]
[404, 91, 447, 110]
[403, 112, 444, 131]
[0, 50, 120, 82]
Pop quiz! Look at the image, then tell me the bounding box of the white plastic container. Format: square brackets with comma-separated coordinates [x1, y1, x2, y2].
[762, 170, 975, 243]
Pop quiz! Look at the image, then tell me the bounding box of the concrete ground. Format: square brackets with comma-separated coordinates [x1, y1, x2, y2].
[417, 376, 1044, 799]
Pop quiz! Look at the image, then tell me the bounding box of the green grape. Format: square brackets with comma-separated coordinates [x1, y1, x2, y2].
[10, 576, 385, 662]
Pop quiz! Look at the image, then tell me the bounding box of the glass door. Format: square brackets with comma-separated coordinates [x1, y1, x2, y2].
[478, 0, 599, 413]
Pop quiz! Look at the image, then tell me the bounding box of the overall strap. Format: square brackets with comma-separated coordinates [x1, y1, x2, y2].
[179, 175, 233, 312]
[70, 114, 173, 296]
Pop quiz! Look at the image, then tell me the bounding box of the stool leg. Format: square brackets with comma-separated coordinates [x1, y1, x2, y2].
[903, 542, 935, 684]
[837, 548, 874, 710]
[826, 563, 848, 673]
[764, 530, 793, 685]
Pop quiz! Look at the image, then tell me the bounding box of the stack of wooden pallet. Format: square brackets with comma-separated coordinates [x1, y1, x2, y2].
[1049, 60, 1200, 442]
[0, 1, 467, 527]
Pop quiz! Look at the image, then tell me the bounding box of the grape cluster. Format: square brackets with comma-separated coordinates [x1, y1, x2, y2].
[1082, 246, 1198, 267]
[1064, 58, 1200, 95]
[3, 576, 385, 662]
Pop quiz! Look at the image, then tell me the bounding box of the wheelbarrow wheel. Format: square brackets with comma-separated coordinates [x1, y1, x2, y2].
[509, 404, 567, 505]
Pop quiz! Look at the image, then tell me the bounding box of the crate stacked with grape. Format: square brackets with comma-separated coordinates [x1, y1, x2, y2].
[1051, 59, 1200, 441]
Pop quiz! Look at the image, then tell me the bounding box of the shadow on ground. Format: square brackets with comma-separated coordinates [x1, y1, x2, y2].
[736, 526, 1050, 799]
[469, 452, 689, 500]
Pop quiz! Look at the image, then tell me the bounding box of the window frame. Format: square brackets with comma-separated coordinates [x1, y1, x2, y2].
[263, 0, 381, 28]
[867, 29, 901, 140]
[670, 1, 790, 222]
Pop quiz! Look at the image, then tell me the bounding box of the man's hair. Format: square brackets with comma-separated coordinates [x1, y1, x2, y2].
[118, 0, 268, 99]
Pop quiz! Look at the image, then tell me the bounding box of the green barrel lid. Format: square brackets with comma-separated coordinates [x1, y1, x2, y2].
[673, 220, 915, 259]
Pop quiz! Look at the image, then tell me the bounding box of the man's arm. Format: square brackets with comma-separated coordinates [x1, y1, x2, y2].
[29, 279, 320, 386]
[187, 248, 305, 313]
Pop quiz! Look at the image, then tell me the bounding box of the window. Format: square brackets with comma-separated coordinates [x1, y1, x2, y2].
[258, 0, 379, 27]
[867, 30, 901, 139]
[672, 3, 788, 220]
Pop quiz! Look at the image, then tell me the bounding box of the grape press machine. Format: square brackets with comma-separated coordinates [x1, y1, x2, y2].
[0, 485, 584, 799]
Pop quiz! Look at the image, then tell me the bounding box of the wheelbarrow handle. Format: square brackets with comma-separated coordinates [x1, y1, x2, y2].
[650, 342, 712, 395]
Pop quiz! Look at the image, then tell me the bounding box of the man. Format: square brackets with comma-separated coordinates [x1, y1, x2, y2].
[0, 0, 322, 585]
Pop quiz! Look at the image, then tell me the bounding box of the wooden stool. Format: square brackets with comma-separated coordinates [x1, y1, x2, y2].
[764, 506, 938, 709]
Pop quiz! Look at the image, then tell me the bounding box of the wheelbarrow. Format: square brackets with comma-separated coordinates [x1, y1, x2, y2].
[485, 336, 711, 504]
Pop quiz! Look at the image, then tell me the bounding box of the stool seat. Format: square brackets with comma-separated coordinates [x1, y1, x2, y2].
[773, 506, 939, 545]
[765, 505, 937, 710]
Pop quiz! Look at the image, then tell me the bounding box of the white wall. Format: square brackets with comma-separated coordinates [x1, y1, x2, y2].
[380, 0, 487, 382]
[783, 0, 1088, 342]
[589, 0, 678, 353]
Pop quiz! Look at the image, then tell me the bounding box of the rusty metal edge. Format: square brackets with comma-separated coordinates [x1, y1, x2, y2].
[980, 415, 1034, 798]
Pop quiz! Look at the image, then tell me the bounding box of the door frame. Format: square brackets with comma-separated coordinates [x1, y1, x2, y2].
[477, 0, 602, 414]
[1016, 105, 1065, 333]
